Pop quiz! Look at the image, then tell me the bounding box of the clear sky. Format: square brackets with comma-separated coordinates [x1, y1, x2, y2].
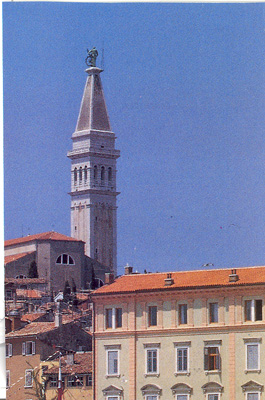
[3, 3, 265, 275]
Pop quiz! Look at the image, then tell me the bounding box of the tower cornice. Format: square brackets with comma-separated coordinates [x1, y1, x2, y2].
[69, 189, 120, 197]
[67, 148, 120, 160]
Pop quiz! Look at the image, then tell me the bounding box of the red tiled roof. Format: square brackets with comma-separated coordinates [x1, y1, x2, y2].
[93, 266, 265, 295]
[21, 312, 46, 322]
[16, 289, 44, 299]
[6, 322, 57, 337]
[44, 352, 92, 375]
[4, 252, 35, 264]
[5, 231, 81, 247]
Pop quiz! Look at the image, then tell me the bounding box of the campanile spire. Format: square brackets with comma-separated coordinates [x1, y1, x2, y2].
[68, 48, 120, 274]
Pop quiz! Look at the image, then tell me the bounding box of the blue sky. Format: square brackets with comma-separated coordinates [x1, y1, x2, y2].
[3, 3, 265, 275]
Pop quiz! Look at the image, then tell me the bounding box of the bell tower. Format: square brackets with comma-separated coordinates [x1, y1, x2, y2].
[67, 49, 120, 274]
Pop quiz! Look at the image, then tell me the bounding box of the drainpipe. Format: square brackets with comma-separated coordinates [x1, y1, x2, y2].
[57, 352, 63, 400]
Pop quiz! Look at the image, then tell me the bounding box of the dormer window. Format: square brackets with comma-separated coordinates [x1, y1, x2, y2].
[56, 254, 75, 265]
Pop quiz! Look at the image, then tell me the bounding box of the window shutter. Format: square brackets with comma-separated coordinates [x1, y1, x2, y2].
[9, 344, 12, 357]
[22, 342, 26, 355]
[32, 341, 35, 355]
[216, 348, 221, 370]
[204, 347, 209, 370]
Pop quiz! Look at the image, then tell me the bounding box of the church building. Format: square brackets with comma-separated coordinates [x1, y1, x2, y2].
[68, 51, 120, 275]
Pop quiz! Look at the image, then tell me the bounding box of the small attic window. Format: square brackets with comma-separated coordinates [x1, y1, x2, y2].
[56, 254, 75, 265]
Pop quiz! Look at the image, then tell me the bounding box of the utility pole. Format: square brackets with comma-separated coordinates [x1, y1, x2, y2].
[57, 351, 63, 400]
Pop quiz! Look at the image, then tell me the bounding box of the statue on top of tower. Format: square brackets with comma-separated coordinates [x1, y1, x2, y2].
[86, 47, 98, 67]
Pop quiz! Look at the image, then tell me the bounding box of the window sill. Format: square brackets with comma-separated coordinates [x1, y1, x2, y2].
[144, 373, 160, 378]
[174, 372, 190, 376]
[244, 369, 261, 374]
[105, 374, 120, 379]
[205, 370, 221, 375]
[24, 385, 33, 388]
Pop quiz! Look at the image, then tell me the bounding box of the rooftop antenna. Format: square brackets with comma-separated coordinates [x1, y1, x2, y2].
[101, 40, 105, 70]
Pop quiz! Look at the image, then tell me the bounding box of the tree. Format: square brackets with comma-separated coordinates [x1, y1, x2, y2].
[28, 260, 39, 278]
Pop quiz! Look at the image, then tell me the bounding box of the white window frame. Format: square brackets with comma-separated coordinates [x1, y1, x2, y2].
[245, 341, 260, 372]
[25, 369, 33, 388]
[6, 343, 12, 358]
[176, 395, 189, 400]
[145, 347, 159, 376]
[246, 393, 260, 400]
[106, 348, 120, 377]
[22, 341, 36, 356]
[175, 344, 190, 375]
[145, 396, 158, 400]
[207, 394, 220, 400]
[107, 397, 120, 400]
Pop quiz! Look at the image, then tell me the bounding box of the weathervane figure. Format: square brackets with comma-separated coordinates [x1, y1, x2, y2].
[86, 47, 98, 67]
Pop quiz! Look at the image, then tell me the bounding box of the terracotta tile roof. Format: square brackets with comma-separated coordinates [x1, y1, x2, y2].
[5, 231, 81, 247]
[4, 252, 35, 264]
[93, 266, 265, 295]
[16, 289, 44, 299]
[6, 322, 56, 337]
[44, 352, 92, 375]
[21, 312, 46, 322]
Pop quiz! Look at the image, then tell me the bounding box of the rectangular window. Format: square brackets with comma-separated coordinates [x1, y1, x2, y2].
[209, 303, 218, 323]
[246, 343, 259, 371]
[106, 308, 122, 329]
[204, 347, 221, 371]
[177, 347, 188, 372]
[107, 350, 119, 375]
[49, 376, 58, 387]
[6, 371, 10, 388]
[22, 341, 36, 356]
[116, 308, 122, 328]
[147, 349, 158, 374]
[148, 306, 157, 326]
[178, 304, 188, 325]
[25, 370, 33, 387]
[177, 396, 188, 400]
[86, 374, 92, 386]
[208, 395, 219, 400]
[244, 299, 263, 322]
[146, 396, 158, 400]
[67, 376, 75, 387]
[108, 397, 119, 400]
[247, 394, 259, 400]
[106, 309, 113, 328]
[6, 343, 12, 358]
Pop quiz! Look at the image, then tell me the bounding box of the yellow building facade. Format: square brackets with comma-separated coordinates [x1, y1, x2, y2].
[92, 266, 265, 400]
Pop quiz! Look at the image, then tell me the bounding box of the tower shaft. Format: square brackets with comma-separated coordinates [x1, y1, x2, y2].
[68, 66, 120, 274]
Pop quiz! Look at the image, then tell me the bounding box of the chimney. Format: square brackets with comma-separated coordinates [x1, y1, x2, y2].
[124, 263, 133, 275]
[55, 302, 62, 327]
[105, 273, 115, 285]
[229, 269, 239, 282]
[164, 273, 174, 286]
[66, 350, 75, 365]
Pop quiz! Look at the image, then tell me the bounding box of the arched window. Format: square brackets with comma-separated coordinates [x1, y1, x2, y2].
[101, 166, 105, 181]
[56, 254, 75, 265]
[108, 167, 112, 182]
[84, 166, 88, 182]
[94, 165, 98, 180]
[79, 167, 82, 182]
[74, 168, 77, 185]
[15, 274, 27, 279]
